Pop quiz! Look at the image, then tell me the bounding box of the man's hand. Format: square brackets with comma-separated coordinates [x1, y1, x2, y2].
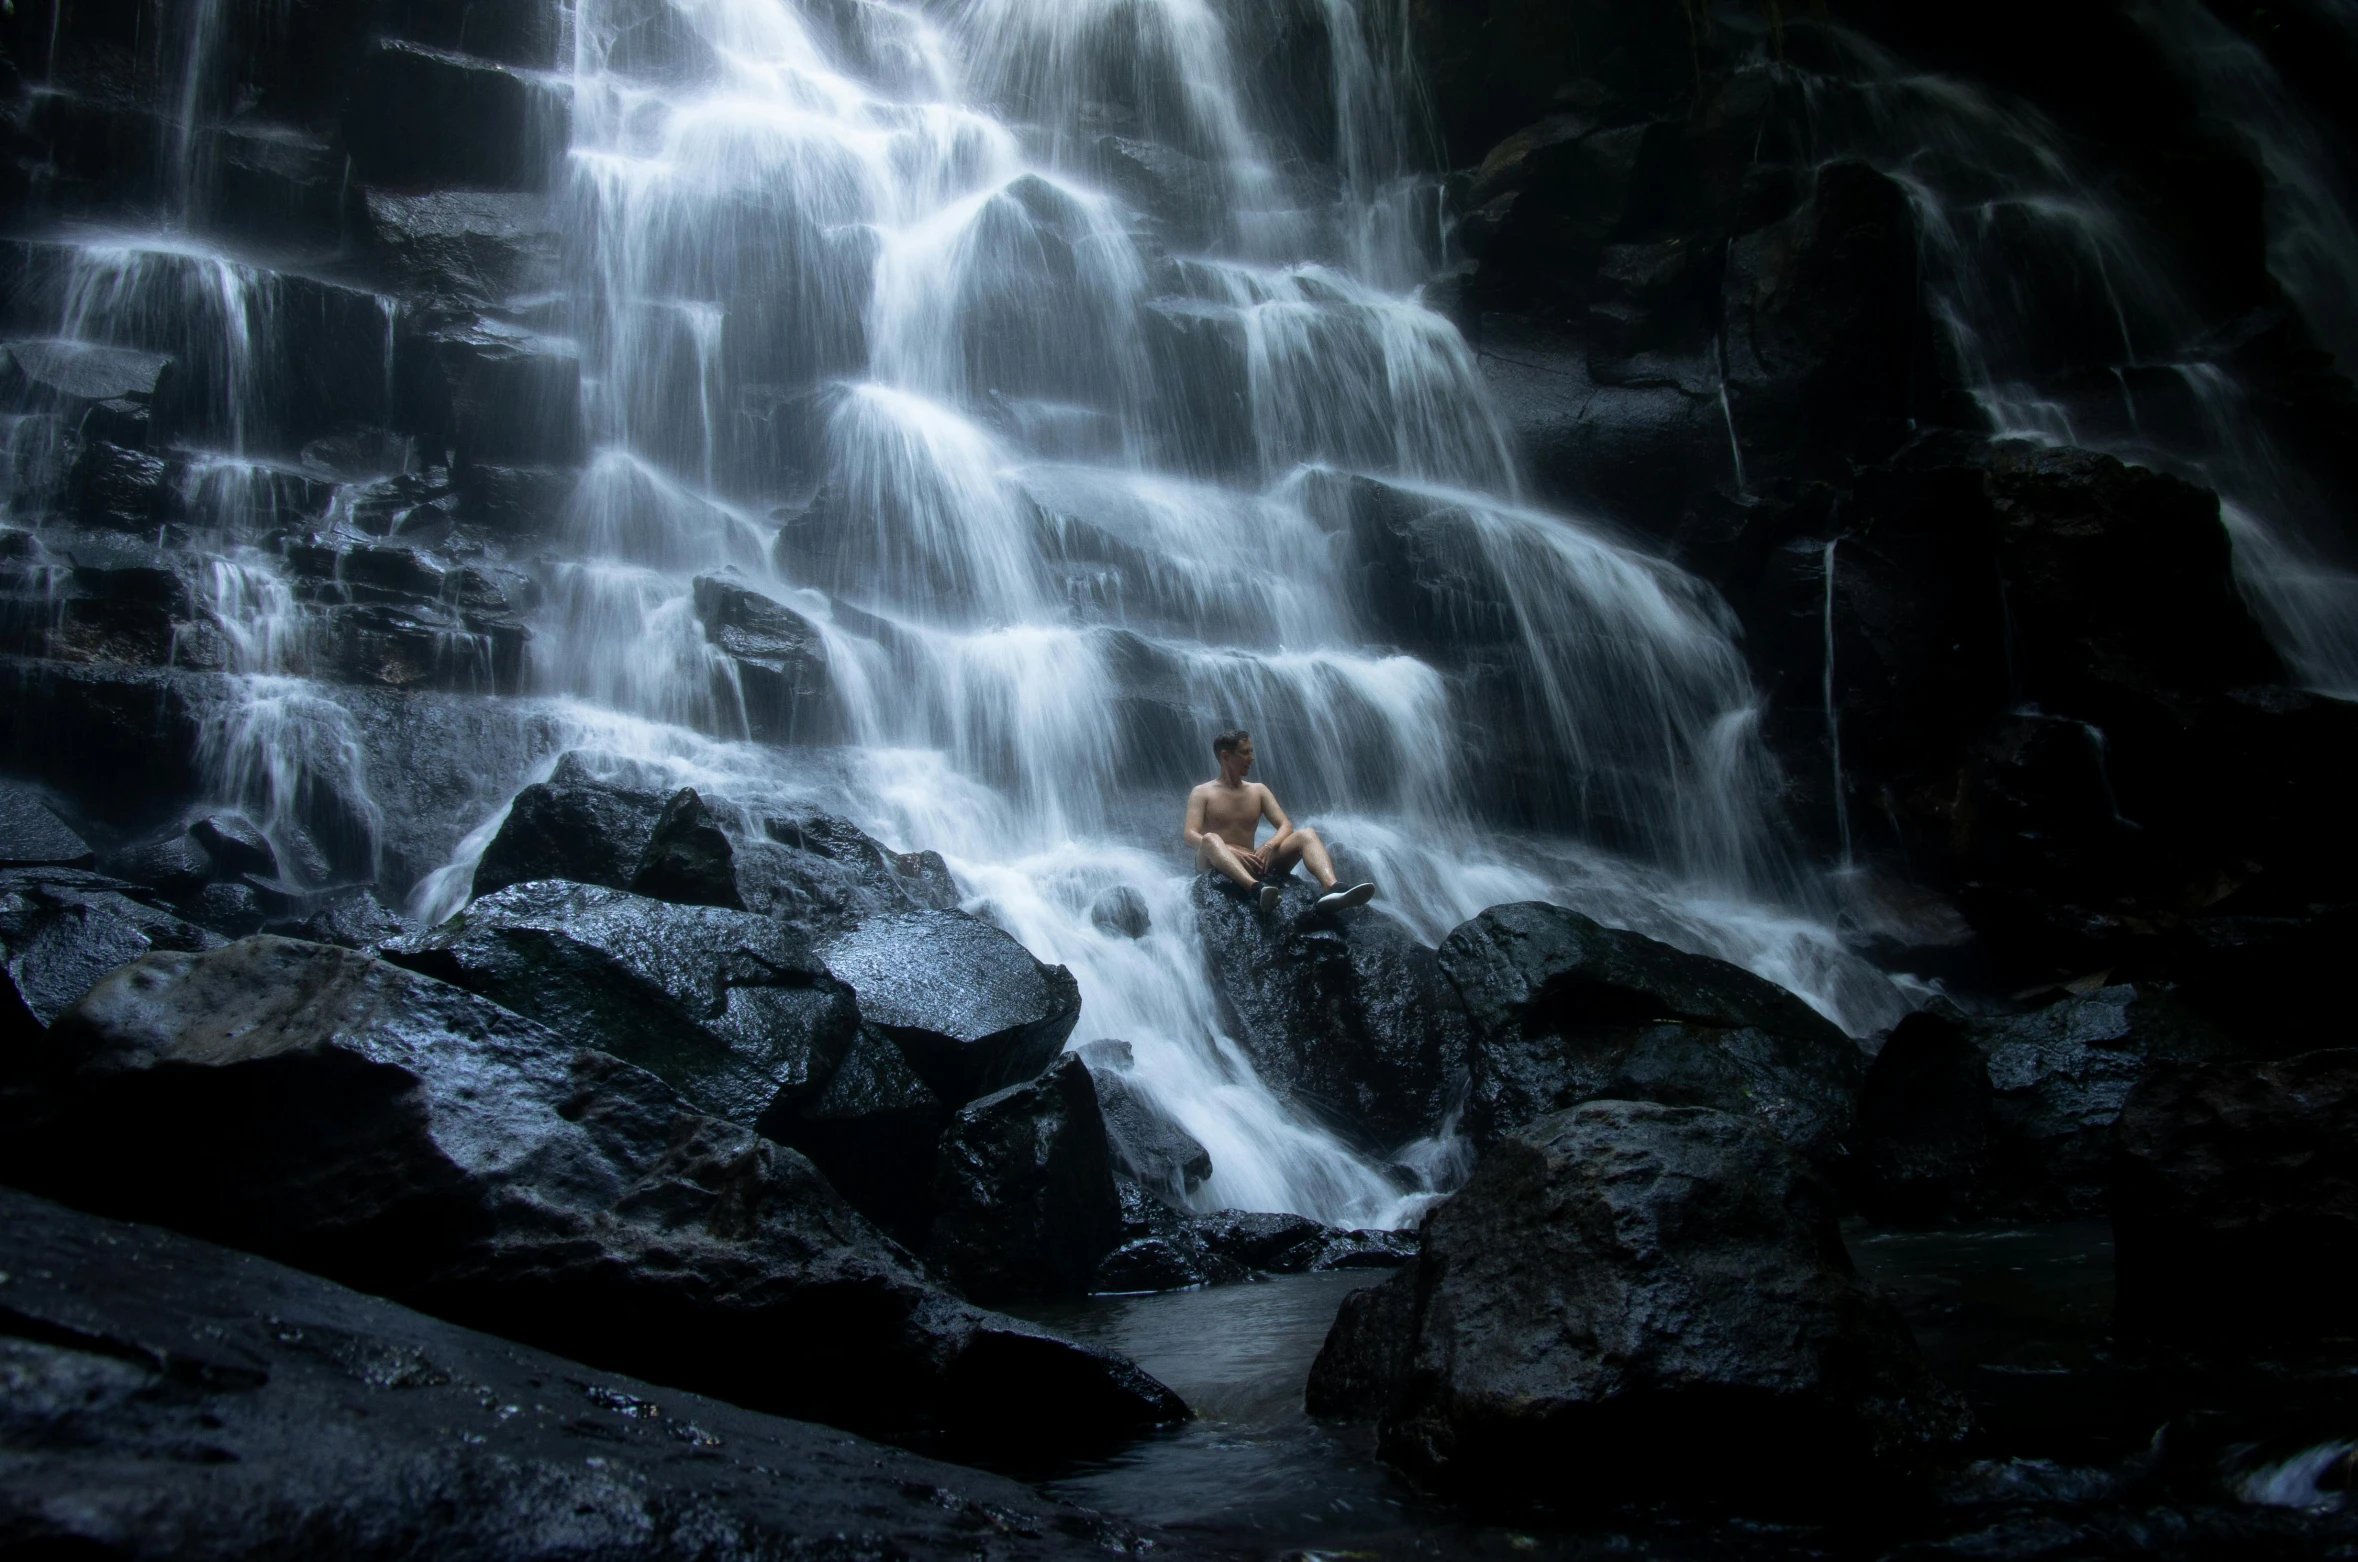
[1236, 848, 1268, 877]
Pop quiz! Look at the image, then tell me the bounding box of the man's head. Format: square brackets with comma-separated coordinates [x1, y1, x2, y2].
[1213, 727, 1254, 781]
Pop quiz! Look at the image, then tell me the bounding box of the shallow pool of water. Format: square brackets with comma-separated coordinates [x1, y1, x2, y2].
[1010, 1221, 2353, 1559]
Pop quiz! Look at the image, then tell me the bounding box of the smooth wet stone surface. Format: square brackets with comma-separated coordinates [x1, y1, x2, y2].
[0, 1187, 1159, 1562]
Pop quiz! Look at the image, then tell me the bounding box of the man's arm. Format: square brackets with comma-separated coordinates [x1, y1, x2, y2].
[1258, 784, 1294, 853]
[1181, 785, 1209, 848]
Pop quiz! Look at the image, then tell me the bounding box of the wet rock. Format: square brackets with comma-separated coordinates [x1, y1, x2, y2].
[691, 572, 836, 746]
[1077, 1040, 1212, 1198]
[188, 811, 277, 879]
[0, 777, 94, 867]
[343, 40, 556, 191]
[1139, 298, 1254, 481]
[1089, 883, 1152, 939]
[1971, 984, 2239, 1218]
[68, 440, 180, 533]
[360, 188, 559, 308]
[386, 881, 858, 1130]
[0, 936, 1185, 1454]
[0, 868, 219, 1033]
[738, 810, 961, 938]
[1307, 471, 1520, 660]
[818, 909, 1083, 1107]
[1856, 1007, 1995, 1222]
[1437, 901, 1862, 1169]
[97, 829, 213, 896]
[468, 753, 666, 899]
[768, 1023, 953, 1247]
[0, 662, 207, 827]
[1191, 1209, 1329, 1273]
[1722, 160, 1966, 486]
[1190, 874, 1468, 1153]
[629, 786, 744, 909]
[399, 316, 586, 469]
[1307, 1100, 1971, 1505]
[2113, 1047, 2358, 1350]
[0, 339, 171, 420]
[927, 1054, 1124, 1303]
[261, 886, 413, 950]
[0, 1188, 1156, 1561]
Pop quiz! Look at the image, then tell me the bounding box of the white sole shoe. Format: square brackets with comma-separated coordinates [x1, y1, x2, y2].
[1316, 882, 1376, 913]
[1257, 883, 1282, 912]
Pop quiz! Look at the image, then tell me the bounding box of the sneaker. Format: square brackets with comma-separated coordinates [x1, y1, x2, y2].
[1315, 882, 1376, 914]
[1257, 882, 1282, 913]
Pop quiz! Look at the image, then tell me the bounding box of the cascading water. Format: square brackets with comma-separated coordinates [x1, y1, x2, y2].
[11, 0, 1913, 1228]
[1783, 11, 2358, 700]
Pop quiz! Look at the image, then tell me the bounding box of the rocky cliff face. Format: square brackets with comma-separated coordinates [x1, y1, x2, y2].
[1411, 0, 2358, 1014]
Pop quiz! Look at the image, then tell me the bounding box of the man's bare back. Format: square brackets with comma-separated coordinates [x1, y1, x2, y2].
[1180, 729, 1375, 915]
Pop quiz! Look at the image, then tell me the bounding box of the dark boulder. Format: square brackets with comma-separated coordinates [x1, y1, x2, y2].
[1, 868, 218, 1035]
[188, 810, 278, 878]
[0, 936, 1185, 1454]
[1089, 883, 1152, 939]
[1190, 874, 1467, 1152]
[468, 753, 665, 899]
[818, 909, 1082, 1107]
[1307, 1100, 1971, 1505]
[692, 572, 836, 746]
[2112, 1046, 2358, 1349]
[767, 1022, 953, 1247]
[384, 881, 857, 1130]
[927, 1054, 1124, 1303]
[738, 809, 961, 938]
[1855, 1007, 1995, 1222]
[1436, 901, 1862, 1169]
[0, 1188, 1150, 1562]
[1076, 1039, 1212, 1198]
[628, 785, 744, 909]
[1089, 1185, 1417, 1295]
[0, 777, 93, 867]
[1970, 983, 2238, 1217]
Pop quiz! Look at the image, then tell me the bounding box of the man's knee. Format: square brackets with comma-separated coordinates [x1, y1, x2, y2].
[1295, 827, 1322, 847]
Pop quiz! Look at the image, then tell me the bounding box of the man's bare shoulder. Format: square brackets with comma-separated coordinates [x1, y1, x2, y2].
[1187, 779, 1220, 799]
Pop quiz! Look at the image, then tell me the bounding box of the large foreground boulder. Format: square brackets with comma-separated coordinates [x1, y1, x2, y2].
[818, 909, 1082, 1106]
[1436, 902, 1863, 1169]
[1189, 875, 1467, 1152]
[0, 937, 1185, 1457]
[926, 1054, 1124, 1303]
[384, 880, 859, 1130]
[2112, 1047, 2358, 1350]
[1307, 1101, 1969, 1505]
[0, 1188, 1144, 1561]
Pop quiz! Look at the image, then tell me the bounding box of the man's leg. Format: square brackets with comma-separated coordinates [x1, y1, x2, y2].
[1196, 833, 1260, 890]
[1265, 827, 1339, 890]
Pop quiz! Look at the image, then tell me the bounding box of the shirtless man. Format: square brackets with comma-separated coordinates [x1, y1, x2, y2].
[1182, 728, 1376, 914]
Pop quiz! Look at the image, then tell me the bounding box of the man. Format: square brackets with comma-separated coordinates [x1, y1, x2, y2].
[1182, 728, 1376, 914]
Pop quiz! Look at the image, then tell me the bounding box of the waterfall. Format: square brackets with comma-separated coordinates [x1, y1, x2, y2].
[14, 0, 1912, 1228]
[1790, 16, 2358, 699]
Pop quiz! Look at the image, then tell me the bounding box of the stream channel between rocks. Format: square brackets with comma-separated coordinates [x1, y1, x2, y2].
[1015, 1222, 2354, 1560]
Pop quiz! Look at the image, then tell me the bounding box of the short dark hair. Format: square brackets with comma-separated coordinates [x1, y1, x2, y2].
[1212, 727, 1251, 757]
